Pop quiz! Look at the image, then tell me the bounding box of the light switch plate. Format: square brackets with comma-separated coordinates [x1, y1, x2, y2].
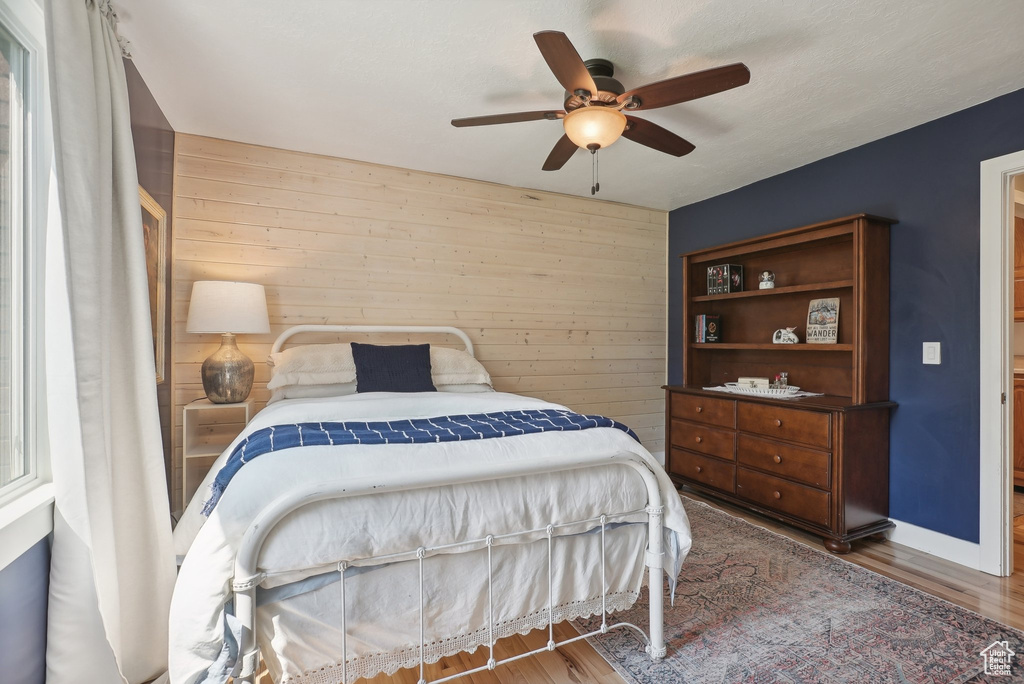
[923, 342, 941, 365]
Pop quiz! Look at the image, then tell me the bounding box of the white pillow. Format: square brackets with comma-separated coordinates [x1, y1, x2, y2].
[267, 343, 355, 389]
[267, 343, 492, 390]
[430, 347, 491, 387]
[437, 383, 494, 393]
[267, 382, 358, 405]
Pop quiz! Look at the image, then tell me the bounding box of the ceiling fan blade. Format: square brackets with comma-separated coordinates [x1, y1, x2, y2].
[618, 63, 750, 110]
[533, 31, 598, 96]
[542, 134, 579, 171]
[451, 110, 565, 127]
[622, 116, 695, 157]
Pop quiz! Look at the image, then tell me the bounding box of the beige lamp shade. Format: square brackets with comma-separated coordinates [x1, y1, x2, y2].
[185, 281, 270, 334]
[562, 106, 627, 150]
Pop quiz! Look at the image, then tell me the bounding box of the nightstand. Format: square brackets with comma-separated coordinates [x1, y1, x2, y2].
[182, 398, 255, 508]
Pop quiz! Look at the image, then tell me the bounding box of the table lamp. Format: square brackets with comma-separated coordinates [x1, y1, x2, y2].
[186, 281, 270, 403]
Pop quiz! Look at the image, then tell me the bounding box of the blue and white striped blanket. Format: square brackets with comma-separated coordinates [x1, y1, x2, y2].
[201, 408, 638, 516]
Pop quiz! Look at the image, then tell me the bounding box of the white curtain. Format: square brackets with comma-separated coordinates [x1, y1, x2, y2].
[44, 1, 176, 682]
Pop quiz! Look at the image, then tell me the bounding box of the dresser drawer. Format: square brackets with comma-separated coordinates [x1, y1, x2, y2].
[670, 420, 735, 460]
[736, 468, 830, 528]
[737, 403, 830, 449]
[738, 435, 831, 489]
[670, 393, 735, 428]
[670, 448, 735, 494]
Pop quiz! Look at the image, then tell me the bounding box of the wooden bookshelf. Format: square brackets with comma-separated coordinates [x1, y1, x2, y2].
[682, 214, 892, 403]
[667, 214, 896, 554]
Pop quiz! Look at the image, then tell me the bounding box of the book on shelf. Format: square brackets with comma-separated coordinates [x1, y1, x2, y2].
[694, 314, 721, 343]
[706, 264, 743, 295]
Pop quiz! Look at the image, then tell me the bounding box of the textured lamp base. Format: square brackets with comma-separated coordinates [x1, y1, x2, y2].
[202, 333, 255, 403]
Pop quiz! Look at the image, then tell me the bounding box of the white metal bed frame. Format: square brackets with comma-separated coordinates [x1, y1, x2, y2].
[234, 325, 667, 683]
[270, 324, 476, 357]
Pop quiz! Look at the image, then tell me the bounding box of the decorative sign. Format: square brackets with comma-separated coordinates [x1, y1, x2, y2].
[806, 298, 840, 344]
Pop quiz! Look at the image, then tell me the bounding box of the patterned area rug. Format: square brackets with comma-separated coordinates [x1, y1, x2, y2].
[577, 496, 1024, 683]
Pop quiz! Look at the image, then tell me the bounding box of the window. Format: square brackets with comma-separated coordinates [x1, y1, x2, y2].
[0, 0, 45, 508]
[0, 0, 50, 570]
[0, 18, 27, 494]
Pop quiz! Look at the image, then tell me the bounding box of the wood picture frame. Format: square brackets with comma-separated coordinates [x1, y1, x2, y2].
[140, 185, 167, 383]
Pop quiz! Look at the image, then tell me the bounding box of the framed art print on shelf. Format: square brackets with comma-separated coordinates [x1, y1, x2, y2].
[140, 185, 167, 382]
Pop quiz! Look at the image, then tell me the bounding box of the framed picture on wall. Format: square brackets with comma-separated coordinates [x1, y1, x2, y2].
[140, 185, 167, 383]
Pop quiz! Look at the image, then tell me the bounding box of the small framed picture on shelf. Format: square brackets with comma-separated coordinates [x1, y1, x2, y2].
[806, 297, 839, 344]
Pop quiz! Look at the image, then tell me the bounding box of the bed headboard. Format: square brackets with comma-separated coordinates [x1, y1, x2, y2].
[270, 324, 475, 357]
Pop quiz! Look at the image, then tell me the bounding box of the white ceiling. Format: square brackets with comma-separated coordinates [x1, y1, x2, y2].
[117, 0, 1024, 211]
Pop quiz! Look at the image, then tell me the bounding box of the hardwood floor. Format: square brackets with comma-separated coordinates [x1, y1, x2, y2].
[349, 622, 621, 684]
[346, 488, 1024, 683]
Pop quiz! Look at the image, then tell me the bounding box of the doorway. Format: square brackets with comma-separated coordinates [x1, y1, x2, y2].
[1009, 176, 1024, 571]
[979, 152, 1024, 576]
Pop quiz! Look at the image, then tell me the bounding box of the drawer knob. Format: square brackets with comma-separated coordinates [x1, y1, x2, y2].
[696, 406, 703, 413]
[773, 491, 781, 499]
[774, 419, 783, 427]
[695, 436, 703, 444]
[773, 454, 782, 464]
[695, 466, 703, 473]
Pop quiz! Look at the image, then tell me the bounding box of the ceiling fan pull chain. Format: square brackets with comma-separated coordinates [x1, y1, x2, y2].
[591, 148, 600, 195]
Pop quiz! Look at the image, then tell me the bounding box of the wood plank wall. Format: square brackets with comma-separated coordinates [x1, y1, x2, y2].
[171, 134, 667, 510]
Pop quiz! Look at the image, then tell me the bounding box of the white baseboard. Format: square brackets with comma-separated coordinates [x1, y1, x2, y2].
[644, 451, 984, 570]
[887, 518, 980, 570]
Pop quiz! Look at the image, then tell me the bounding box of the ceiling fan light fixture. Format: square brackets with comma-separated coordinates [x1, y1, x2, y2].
[562, 106, 626, 150]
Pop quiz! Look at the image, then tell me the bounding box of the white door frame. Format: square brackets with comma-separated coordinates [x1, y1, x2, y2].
[978, 150, 1024, 576]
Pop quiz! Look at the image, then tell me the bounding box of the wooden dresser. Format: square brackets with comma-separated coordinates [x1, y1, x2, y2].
[665, 388, 894, 552]
[667, 214, 896, 553]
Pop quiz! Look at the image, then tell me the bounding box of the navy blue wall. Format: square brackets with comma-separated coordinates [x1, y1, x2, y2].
[124, 57, 175, 497]
[0, 539, 49, 683]
[669, 87, 1024, 543]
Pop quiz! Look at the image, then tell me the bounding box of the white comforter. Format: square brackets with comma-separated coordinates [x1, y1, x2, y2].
[171, 391, 690, 684]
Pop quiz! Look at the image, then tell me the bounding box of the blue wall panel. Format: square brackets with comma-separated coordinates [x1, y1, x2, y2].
[0, 539, 49, 684]
[124, 57, 176, 493]
[668, 87, 1024, 542]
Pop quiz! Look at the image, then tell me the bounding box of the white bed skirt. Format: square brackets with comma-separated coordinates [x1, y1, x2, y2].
[260, 525, 647, 683]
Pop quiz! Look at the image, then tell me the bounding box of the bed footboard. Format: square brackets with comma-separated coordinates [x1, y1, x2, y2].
[231, 454, 667, 683]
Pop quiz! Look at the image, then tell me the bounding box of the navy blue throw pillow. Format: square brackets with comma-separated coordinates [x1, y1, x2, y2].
[351, 343, 436, 393]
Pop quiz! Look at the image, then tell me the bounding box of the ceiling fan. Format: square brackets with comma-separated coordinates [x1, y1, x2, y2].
[452, 31, 750, 192]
